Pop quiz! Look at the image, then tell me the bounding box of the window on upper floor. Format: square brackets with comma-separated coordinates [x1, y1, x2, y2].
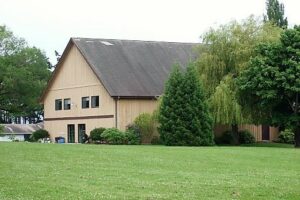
[82, 97, 89, 109]
[64, 98, 71, 110]
[55, 99, 62, 110]
[91, 96, 99, 108]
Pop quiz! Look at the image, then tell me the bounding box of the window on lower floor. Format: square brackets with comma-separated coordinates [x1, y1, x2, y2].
[64, 98, 71, 110]
[55, 99, 62, 110]
[82, 97, 89, 108]
[91, 96, 99, 108]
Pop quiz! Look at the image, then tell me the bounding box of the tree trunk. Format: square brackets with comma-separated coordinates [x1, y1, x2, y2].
[294, 93, 300, 148]
[231, 124, 239, 145]
[295, 124, 300, 148]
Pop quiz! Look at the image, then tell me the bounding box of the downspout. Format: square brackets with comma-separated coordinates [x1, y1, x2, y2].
[115, 97, 120, 129]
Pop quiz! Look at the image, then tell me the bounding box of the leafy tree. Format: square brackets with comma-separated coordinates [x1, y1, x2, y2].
[159, 64, 214, 146]
[196, 17, 282, 143]
[0, 25, 51, 122]
[264, 0, 288, 28]
[238, 26, 300, 147]
[209, 75, 243, 143]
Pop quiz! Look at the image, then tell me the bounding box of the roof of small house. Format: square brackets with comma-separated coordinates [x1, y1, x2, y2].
[1, 123, 44, 135]
[41, 38, 198, 101]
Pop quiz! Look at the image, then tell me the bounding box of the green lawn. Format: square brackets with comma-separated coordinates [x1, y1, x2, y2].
[0, 143, 299, 200]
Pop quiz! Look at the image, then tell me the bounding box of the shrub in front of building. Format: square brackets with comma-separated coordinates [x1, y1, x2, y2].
[30, 129, 49, 142]
[101, 128, 126, 144]
[214, 131, 235, 145]
[90, 127, 106, 143]
[124, 129, 140, 145]
[278, 129, 294, 144]
[134, 113, 156, 143]
[215, 130, 255, 145]
[238, 130, 255, 144]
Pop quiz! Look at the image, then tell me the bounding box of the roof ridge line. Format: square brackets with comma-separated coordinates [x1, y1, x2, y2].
[71, 37, 200, 45]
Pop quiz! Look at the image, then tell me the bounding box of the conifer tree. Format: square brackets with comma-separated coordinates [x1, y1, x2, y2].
[159, 64, 214, 146]
[182, 64, 214, 145]
[159, 65, 186, 145]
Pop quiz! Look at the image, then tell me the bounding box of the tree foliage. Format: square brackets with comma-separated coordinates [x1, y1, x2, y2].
[238, 26, 300, 147]
[264, 0, 288, 28]
[197, 17, 282, 95]
[159, 64, 214, 146]
[134, 112, 156, 143]
[195, 17, 282, 141]
[0, 125, 3, 134]
[209, 75, 243, 125]
[0, 25, 51, 122]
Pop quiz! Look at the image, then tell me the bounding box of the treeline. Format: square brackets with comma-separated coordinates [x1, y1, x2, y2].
[159, 0, 300, 147]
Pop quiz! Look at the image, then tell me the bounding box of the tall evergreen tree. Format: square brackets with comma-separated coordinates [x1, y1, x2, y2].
[159, 64, 214, 146]
[264, 0, 288, 28]
[159, 65, 186, 145]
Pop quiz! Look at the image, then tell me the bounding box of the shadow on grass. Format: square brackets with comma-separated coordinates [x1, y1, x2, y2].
[215, 142, 294, 148]
[240, 142, 294, 148]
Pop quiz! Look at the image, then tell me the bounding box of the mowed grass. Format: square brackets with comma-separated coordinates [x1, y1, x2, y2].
[0, 143, 299, 200]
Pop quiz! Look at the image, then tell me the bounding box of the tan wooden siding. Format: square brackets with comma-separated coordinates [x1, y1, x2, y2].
[43, 44, 116, 139]
[45, 118, 115, 143]
[214, 124, 279, 141]
[117, 99, 158, 130]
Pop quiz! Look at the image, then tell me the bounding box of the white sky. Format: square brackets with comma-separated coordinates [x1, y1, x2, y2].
[0, 0, 299, 64]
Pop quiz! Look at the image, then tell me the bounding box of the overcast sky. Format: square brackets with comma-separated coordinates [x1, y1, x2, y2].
[0, 0, 299, 64]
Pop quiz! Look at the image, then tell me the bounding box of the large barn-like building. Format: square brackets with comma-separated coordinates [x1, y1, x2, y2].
[40, 38, 278, 143]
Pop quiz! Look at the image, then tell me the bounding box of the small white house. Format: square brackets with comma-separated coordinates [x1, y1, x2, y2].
[0, 123, 43, 142]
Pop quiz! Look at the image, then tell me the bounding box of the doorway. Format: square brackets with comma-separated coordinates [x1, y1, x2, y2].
[262, 125, 270, 140]
[78, 124, 86, 143]
[67, 124, 75, 143]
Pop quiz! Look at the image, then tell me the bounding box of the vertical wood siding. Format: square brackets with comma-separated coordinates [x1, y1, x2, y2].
[117, 99, 158, 130]
[214, 124, 279, 141]
[43, 44, 115, 139]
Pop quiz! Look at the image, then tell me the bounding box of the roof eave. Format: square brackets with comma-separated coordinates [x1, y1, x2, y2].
[112, 95, 160, 100]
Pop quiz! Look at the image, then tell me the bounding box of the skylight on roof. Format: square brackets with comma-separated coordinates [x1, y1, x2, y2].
[100, 41, 114, 46]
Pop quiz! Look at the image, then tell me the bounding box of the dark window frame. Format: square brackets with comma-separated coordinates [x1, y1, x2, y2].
[64, 98, 71, 110]
[78, 124, 86, 143]
[55, 99, 62, 111]
[82, 96, 90, 109]
[91, 96, 99, 108]
[67, 124, 75, 143]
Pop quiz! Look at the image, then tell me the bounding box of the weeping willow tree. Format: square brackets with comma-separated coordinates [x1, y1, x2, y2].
[209, 75, 244, 143]
[196, 16, 282, 143]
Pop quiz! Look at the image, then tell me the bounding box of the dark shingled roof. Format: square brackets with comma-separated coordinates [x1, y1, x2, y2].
[72, 38, 197, 98]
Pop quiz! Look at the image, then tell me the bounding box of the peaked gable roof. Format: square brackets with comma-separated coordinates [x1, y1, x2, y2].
[41, 38, 197, 101]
